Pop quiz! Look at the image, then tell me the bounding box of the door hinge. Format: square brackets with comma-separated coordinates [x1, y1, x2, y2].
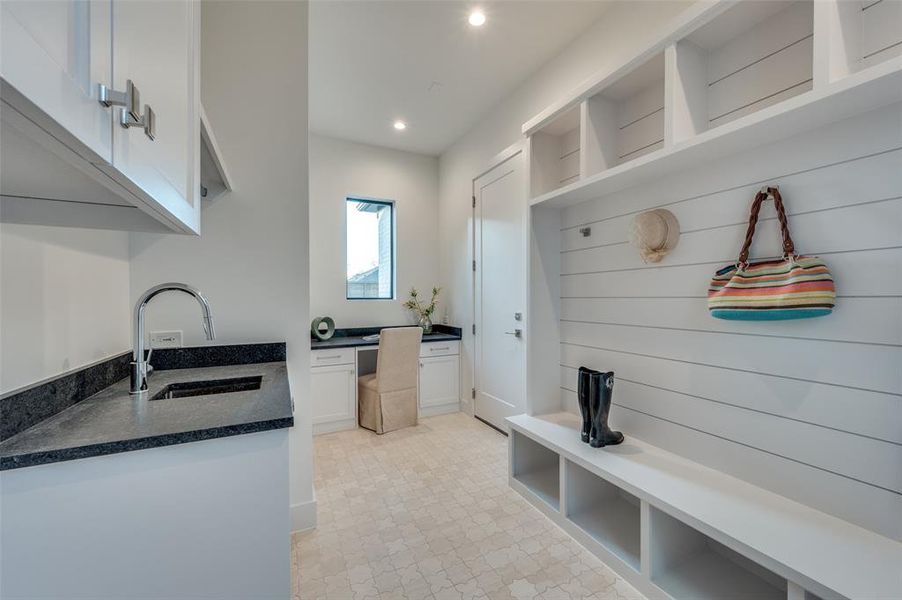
[472, 324, 476, 335]
[471, 388, 476, 400]
[472, 260, 476, 272]
[472, 195, 476, 208]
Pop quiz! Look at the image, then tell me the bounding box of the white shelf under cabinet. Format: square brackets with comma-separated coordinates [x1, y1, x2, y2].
[199, 104, 232, 202]
[506, 412, 902, 599]
[530, 57, 902, 208]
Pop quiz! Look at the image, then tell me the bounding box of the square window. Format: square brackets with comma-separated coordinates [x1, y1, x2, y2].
[346, 198, 395, 300]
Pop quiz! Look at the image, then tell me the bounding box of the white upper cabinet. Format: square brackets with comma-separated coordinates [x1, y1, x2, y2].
[0, 0, 203, 234]
[100, 0, 200, 232]
[1, 0, 113, 162]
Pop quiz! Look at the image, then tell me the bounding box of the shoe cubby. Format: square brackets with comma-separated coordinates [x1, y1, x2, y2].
[511, 430, 560, 511]
[668, 0, 814, 142]
[529, 105, 581, 198]
[583, 52, 665, 173]
[563, 459, 641, 572]
[649, 506, 786, 600]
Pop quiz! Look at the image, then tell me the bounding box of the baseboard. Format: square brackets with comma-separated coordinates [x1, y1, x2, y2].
[290, 497, 317, 533]
[312, 418, 356, 436]
[459, 397, 474, 416]
[419, 402, 460, 418]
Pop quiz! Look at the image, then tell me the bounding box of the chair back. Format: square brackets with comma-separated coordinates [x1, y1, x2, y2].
[376, 327, 423, 393]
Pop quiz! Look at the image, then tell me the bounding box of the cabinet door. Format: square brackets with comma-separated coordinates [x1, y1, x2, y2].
[419, 355, 460, 408]
[0, 0, 113, 161]
[106, 0, 200, 233]
[311, 364, 357, 426]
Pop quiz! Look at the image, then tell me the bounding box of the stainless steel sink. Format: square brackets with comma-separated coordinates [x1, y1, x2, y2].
[150, 376, 262, 400]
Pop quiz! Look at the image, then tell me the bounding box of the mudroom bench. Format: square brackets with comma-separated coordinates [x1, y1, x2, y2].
[507, 412, 902, 600]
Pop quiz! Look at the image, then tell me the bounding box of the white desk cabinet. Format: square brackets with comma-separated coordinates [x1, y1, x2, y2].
[419, 355, 460, 414]
[310, 356, 357, 435]
[0, 0, 201, 234]
[311, 340, 461, 434]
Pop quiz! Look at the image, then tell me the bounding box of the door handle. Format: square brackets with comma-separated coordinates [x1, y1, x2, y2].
[504, 329, 522, 338]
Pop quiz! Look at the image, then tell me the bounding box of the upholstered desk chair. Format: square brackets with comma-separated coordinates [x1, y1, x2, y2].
[358, 326, 423, 434]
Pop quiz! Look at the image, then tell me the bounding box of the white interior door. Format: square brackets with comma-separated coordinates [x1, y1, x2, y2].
[474, 151, 526, 432]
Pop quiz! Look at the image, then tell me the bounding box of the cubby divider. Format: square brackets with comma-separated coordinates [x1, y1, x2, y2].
[649, 506, 786, 600]
[563, 459, 641, 572]
[511, 430, 560, 511]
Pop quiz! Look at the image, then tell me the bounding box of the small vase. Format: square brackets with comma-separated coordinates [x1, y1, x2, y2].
[418, 314, 433, 334]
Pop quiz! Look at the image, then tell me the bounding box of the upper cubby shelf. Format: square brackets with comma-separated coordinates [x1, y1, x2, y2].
[525, 0, 902, 207]
[583, 52, 666, 173]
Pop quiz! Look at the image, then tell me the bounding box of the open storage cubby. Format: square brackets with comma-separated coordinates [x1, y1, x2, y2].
[563, 459, 641, 572]
[669, 0, 814, 142]
[650, 506, 786, 600]
[529, 106, 581, 198]
[583, 52, 665, 173]
[511, 430, 560, 511]
[818, 0, 902, 82]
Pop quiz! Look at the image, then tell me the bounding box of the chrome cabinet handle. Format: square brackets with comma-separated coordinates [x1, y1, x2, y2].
[504, 329, 522, 338]
[98, 79, 140, 121]
[429, 346, 450, 352]
[121, 102, 155, 140]
[316, 354, 342, 360]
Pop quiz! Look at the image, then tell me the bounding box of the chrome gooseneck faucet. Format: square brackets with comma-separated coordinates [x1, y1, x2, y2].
[131, 283, 215, 395]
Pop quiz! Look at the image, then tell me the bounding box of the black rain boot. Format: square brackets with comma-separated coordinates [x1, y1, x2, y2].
[577, 367, 594, 443]
[589, 371, 624, 448]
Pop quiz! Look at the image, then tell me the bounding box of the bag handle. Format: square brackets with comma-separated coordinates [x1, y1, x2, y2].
[738, 186, 795, 267]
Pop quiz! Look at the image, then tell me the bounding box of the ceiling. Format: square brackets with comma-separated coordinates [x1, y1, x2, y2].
[309, 1, 611, 156]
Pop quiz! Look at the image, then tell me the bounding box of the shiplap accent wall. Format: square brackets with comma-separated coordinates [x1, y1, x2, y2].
[556, 102, 902, 541]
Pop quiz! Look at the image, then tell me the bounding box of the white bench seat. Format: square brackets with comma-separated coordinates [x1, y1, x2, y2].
[507, 412, 902, 599]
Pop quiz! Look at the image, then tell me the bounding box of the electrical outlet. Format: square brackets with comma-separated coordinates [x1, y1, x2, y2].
[150, 330, 182, 349]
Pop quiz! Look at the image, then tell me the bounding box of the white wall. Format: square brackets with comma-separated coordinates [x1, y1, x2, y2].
[556, 102, 902, 542]
[309, 134, 440, 328]
[437, 1, 693, 411]
[129, 0, 315, 531]
[0, 224, 130, 394]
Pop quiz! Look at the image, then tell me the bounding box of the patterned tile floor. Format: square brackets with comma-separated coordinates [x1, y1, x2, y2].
[291, 412, 644, 600]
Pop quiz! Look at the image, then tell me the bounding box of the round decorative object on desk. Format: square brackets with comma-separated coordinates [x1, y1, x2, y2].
[311, 316, 335, 341]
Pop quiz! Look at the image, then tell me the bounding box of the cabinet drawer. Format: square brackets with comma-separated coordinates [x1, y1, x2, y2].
[420, 340, 459, 358]
[311, 348, 355, 367]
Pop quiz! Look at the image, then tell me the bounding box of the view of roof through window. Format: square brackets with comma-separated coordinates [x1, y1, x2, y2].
[346, 198, 394, 299]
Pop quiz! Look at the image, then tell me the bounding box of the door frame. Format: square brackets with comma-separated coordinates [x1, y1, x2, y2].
[470, 140, 527, 431]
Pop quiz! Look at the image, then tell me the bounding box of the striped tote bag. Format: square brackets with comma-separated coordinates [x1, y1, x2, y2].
[708, 187, 835, 320]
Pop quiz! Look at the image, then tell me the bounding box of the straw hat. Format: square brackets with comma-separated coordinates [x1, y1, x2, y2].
[629, 209, 680, 263]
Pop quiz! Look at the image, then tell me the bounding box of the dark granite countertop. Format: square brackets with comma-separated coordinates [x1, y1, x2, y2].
[0, 353, 293, 470]
[311, 325, 462, 350]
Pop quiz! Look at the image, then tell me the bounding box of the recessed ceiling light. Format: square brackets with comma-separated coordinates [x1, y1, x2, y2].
[393, 120, 407, 131]
[468, 10, 486, 27]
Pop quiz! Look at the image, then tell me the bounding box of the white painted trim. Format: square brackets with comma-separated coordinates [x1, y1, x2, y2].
[290, 497, 317, 533]
[419, 402, 460, 418]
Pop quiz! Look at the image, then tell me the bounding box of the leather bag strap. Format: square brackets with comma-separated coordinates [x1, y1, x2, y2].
[738, 187, 796, 266]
